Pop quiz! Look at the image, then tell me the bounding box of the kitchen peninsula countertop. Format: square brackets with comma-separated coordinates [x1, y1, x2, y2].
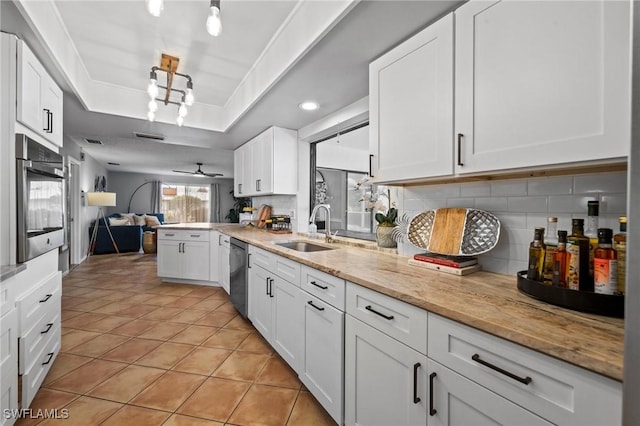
[159, 223, 624, 381]
[0, 263, 27, 282]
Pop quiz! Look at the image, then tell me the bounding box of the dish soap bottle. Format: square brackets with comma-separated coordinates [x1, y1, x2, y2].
[527, 227, 546, 282]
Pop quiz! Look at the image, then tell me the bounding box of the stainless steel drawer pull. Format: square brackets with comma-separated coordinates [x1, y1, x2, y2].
[268, 278, 274, 298]
[471, 353, 532, 385]
[413, 363, 421, 404]
[365, 305, 394, 320]
[429, 372, 437, 415]
[190, 234, 200, 238]
[165, 233, 175, 237]
[457, 133, 464, 166]
[39, 294, 52, 303]
[310, 281, 328, 290]
[42, 352, 54, 365]
[307, 300, 325, 311]
[41, 323, 53, 334]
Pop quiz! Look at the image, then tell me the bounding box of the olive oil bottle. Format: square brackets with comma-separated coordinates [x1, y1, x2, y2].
[566, 219, 591, 291]
[543, 217, 558, 283]
[614, 217, 627, 295]
[584, 200, 599, 284]
[527, 227, 546, 282]
[594, 228, 617, 295]
[552, 230, 569, 288]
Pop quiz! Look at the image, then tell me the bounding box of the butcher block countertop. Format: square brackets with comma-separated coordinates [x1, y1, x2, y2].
[158, 223, 624, 381]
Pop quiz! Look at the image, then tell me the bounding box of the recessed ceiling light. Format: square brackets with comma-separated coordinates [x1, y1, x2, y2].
[299, 101, 319, 111]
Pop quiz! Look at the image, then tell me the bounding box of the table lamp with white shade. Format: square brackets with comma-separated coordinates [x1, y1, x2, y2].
[87, 192, 119, 256]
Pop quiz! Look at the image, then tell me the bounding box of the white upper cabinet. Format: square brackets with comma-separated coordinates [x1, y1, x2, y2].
[369, 13, 454, 182]
[454, 0, 631, 174]
[17, 40, 63, 148]
[233, 126, 297, 197]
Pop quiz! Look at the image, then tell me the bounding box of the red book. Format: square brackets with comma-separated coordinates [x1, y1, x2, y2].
[413, 253, 478, 268]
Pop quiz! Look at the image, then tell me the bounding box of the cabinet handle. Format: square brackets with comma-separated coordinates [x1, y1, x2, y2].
[457, 133, 464, 166]
[269, 278, 274, 298]
[165, 233, 175, 237]
[49, 111, 53, 134]
[238, 183, 243, 194]
[307, 300, 325, 311]
[190, 234, 200, 238]
[369, 154, 375, 178]
[39, 294, 52, 303]
[219, 234, 222, 246]
[41, 323, 54, 334]
[429, 372, 437, 415]
[266, 277, 270, 295]
[256, 179, 261, 192]
[43, 108, 51, 132]
[42, 352, 54, 365]
[471, 353, 532, 385]
[309, 280, 328, 290]
[365, 305, 394, 320]
[248, 253, 251, 268]
[413, 363, 421, 404]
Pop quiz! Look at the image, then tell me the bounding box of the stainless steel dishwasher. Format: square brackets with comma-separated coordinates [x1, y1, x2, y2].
[229, 238, 248, 318]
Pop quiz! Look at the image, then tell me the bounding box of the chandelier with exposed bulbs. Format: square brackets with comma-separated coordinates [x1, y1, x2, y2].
[146, 54, 194, 126]
[145, 0, 222, 37]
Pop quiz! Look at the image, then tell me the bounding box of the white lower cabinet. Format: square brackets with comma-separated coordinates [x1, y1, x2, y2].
[1, 308, 18, 426]
[345, 315, 427, 426]
[300, 293, 344, 424]
[219, 235, 231, 294]
[248, 264, 273, 338]
[157, 230, 211, 283]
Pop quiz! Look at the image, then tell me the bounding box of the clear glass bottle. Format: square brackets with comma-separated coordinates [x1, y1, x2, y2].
[613, 217, 626, 296]
[552, 230, 569, 288]
[584, 200, 599, 283]
[543, 217, 558, 283]
[566, 218, 591, 291]
[527, 227, 546, 282]
[594, 228, 617, 295]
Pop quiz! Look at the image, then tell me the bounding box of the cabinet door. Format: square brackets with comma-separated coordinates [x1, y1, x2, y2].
[17, 41, 47, 137]
[248, 265, 272, 339]
[428, 361, 551, 426]
[345, 315, 427, 426]
[42, 76, 63, 147]
[253, 129, 274, 195]
[271, 277, 304, 371]
[369, 13, 453, 182]
[210, 231, 220, 283]
[219, 238, 231, 295]
[455, 0, 630, 174]
[301, 294, 344, 425]
[0, 309, 18, 426]
[157, 240, 181, 279]
[233, 148, 245, 197]
[182, 241, 210, 281]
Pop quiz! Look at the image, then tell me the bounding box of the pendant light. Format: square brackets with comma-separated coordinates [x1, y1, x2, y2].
[206, 0, 222, 37]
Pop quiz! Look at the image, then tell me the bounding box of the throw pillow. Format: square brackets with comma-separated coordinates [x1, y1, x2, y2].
[133, 214, 147, 226]
[119, 213, 136, 225]
[109, 217, 130, 226]
[145, 215, 161, 227]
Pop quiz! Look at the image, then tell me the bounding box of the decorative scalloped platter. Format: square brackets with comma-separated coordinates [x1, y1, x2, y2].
[405, 208, 500, 256]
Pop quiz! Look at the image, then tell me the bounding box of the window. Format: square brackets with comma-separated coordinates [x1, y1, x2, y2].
[161, 183, 210, 223]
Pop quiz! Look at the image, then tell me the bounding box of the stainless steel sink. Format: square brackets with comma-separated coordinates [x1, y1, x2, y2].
[275, 240, 336, 252]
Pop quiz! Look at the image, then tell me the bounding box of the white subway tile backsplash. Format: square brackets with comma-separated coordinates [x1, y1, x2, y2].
[507, 196, 548, 213]
[491, 180, 527, 196]
[495, 213, 526, 229]
[527, 176, 573, 195]
[601, 194, 628, 215]
[506, 228, 535, 246]
[460, 182, 491, 197]
[475, 197, 508, 212]
[478, 257, 508, 275]
[548, 195, 597, 214]
[417, 184, 461, 198]
[423, 199, 447, 211]
[446, 198, 474, 208]
[404, 199, 424, 212]
[508, 260, 528, 276]
[574, 172, 627, 194]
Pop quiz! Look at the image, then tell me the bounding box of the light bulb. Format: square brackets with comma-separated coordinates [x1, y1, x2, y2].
[146, 0, 163, 17]
[178, 102, 188, 118]
[185, 88, 194, 106]
[206, 5, 222, 36]
[148, 100, 158, 113]
[147, 111, 155, 122]
[176, 116, 184, 127]
[147, 79, 158, 99]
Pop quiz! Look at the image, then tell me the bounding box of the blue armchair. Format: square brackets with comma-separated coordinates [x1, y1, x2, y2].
[88, 213, 164, 254]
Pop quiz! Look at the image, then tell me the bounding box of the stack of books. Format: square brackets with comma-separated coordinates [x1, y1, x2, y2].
[408, 253, 481, 276]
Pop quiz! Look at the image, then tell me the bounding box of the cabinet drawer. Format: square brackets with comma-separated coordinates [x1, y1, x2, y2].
[428, 314, 622, 425]
[16, 271, 61, 336]
[301, 265, 345, 310]
[19, 308, 60, 374]
[249, 245, 274, 270]
[21, 322, 60, 409]
[346, 282, 427, 355]
[0, 308, 18, 426]
[157, 230, 210, 241]
[249, 245, 300, 285]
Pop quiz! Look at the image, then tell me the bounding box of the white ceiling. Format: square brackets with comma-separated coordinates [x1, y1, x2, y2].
[3, 0, 464, 178]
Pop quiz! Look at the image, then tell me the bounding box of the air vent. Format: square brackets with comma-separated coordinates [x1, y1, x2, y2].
[108, 162, 120, 166]
[133, 132, 165, 141]
[85, 138, 103, 145]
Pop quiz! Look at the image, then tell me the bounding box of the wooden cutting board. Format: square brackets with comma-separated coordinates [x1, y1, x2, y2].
[255, 204, 272, 229]
[406, 208, 500, 256]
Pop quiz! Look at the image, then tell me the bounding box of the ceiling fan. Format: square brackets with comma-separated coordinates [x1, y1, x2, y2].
[172, 162, 223, 177]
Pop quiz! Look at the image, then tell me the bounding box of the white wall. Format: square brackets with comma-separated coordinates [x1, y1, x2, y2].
[107, 171, 234, 222]
[398, 171, 627, 275]
[317, 143, 368, 172]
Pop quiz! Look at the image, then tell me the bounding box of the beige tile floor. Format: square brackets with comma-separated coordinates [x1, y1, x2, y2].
[17, 253, 336, 426]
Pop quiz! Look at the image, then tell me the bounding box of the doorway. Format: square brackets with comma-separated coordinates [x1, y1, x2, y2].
[67, 156, 82, 267]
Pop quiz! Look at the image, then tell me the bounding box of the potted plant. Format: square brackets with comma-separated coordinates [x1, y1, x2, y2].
[225, 190, 251, 223]
[375, 207, 398, 248]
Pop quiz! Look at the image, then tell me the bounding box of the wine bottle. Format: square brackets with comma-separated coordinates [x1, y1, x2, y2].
[566, 219, 591, 291]
[594, 228, 617, 295]
[527, 227, 546, 282]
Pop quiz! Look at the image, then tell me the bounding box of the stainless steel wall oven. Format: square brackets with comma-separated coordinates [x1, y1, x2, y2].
[16, 134, 65, 263]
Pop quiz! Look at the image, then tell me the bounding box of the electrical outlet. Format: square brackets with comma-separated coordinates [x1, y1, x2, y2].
[290, 210, 295, 219]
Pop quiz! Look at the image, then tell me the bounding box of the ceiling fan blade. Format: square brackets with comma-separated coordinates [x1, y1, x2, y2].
[202, 173, 223, 177]
[172, 170, 195, 174]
